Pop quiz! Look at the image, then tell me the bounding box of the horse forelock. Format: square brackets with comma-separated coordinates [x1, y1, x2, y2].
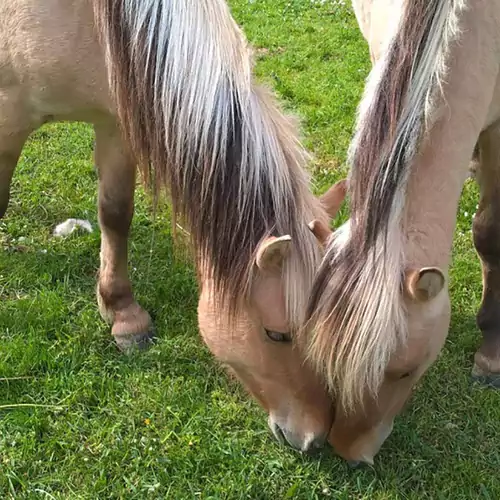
[303, 222, 407, 412]
[303, 0, 467, 411]
[92, 0, 322, 325]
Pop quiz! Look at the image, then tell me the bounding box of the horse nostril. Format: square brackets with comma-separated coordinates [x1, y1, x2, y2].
[302, 434, 327, 454]
[313, 435, 327, 449]
[268, 416, 328, 453]
[269, 420, 286, 445]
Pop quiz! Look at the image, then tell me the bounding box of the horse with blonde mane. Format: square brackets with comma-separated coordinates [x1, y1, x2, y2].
[303, 0, 500, 465]
[1, 0, 352, 453]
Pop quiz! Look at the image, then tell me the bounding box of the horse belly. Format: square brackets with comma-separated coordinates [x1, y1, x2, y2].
[0, 0, 113, 124]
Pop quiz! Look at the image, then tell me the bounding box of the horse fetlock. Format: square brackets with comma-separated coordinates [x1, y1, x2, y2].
[96, 285, 115, 324]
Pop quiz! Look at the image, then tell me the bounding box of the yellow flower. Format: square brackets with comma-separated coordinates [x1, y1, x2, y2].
[144, 418, 151, 426]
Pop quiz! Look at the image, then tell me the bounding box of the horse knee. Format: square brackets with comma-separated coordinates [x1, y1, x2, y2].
[94, 123, 136, 233]
[98, 192, 134, 233]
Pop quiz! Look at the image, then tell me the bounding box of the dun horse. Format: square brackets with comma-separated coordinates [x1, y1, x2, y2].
[304, 0, 500, 464]
[1, 0, 347, 453]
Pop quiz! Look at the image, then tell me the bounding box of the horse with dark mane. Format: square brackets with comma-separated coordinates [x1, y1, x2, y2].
[0, 0, 351, 452]
[305, 0, 500, 464]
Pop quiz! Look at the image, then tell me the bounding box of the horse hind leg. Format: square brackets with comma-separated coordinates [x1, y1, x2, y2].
[472, 125, 500, 387]
[94, 122, 154, 351]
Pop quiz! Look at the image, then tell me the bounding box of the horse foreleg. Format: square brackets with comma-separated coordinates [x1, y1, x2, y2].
[0, 114, 32, 218]
[94, 122, 154, 351]
[0, 149, 20, 218]
[472, 125, 500, 387]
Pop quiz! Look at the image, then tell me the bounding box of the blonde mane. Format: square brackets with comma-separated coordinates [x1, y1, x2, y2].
[304, 0, 467, 411]
[92, 0, 323, 328]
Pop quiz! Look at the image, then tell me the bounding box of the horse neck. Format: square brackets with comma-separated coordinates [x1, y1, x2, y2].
[402, 1, 499, 271]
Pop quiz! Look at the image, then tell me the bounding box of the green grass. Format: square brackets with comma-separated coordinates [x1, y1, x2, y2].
[1, 1, 499, 498]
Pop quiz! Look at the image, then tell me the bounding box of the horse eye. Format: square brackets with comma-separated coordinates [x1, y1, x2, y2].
[400, 372, 412, 379]
[265, 329, 292, 343]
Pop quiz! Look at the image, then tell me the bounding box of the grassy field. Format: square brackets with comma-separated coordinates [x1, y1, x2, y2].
[1, 1, 499, 498]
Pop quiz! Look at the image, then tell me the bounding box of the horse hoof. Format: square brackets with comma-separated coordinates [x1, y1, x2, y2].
[471, 364, 500, 388]
[113, 327, 156, 352]
[111, 307, 156, 352]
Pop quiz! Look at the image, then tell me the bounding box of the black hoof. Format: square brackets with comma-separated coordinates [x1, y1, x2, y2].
[471, 373, 500, 389]
[114, 328, 157, 352]
[347, 460, 361, 469]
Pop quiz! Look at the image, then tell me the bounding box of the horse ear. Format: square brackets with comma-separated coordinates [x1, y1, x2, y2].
[256, 235, 292, 272]
[404, 267, 445, 302]
[308, 220, 331, 248]
[319, 179, 348, 219]
[308, 179, 347, 247]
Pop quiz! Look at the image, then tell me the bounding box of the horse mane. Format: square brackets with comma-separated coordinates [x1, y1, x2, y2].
[303, 0, 467, 412]
[92, 0, 322, 326]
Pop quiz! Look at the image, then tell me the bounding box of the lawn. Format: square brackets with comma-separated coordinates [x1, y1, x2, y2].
[1, 1, 499, 498]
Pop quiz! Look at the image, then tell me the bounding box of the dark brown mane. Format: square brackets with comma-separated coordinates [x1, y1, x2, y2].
[303, 0, 461, 411]
[350, 0, 447, 252]
[92, 0, 321, 320]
